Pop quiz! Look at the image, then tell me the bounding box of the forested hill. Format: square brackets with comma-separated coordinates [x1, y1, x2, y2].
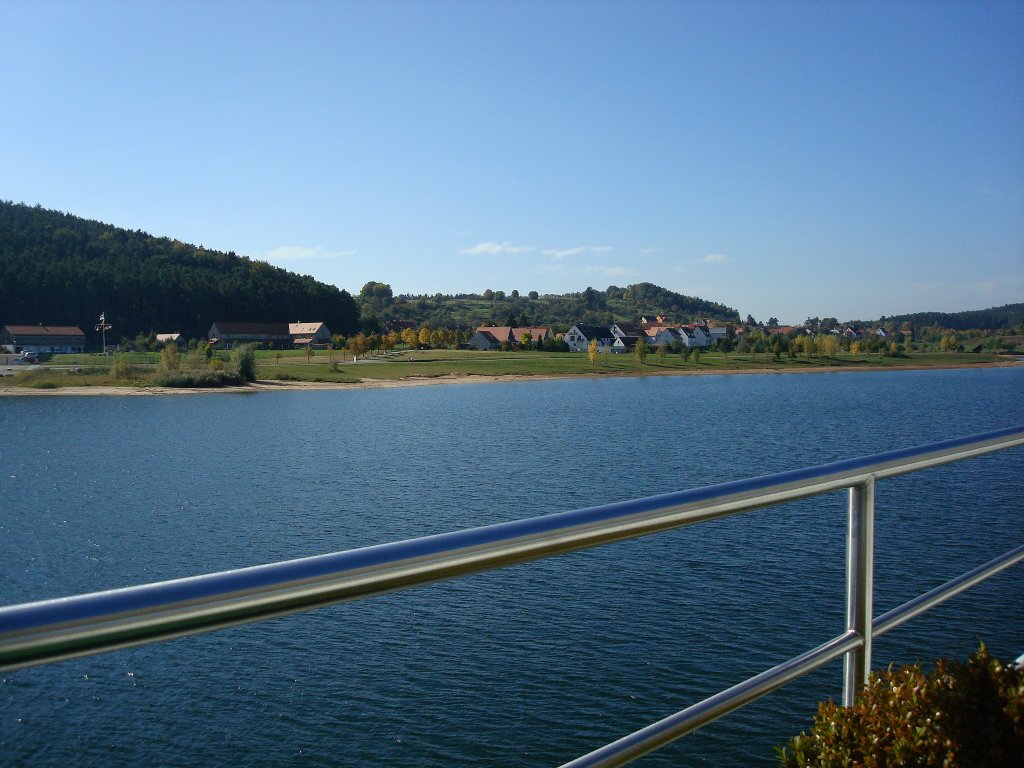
[871, 303, 1024, 331]
[357, 282, 741, 330]
[0, 201, 360, 342]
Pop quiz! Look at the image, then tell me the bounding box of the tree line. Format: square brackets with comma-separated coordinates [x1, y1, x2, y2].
[0, 201, 361, 343]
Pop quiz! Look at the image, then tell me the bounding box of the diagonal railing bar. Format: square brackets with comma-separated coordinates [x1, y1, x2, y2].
[1, 426, 1022, 767]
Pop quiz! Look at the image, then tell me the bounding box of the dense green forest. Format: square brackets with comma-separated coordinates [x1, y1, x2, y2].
[0, 201, 360, 342]
[356, 281, 741, 331]
[869, 304, 1024, 332]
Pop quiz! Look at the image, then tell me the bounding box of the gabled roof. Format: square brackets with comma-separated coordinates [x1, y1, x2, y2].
[475, 326, 514, 342]
[3, 325, 86, 337]
[571, 324, 614, 340]
[289, 322, 326, 335]
[475, 326, 551, 344]
[510, 327, 551, 342]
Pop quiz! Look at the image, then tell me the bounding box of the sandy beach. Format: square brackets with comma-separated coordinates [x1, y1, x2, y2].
[0, 360, 1017, 397]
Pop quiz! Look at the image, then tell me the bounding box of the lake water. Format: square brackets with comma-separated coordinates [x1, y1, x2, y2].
[2, 367, 1023, 766]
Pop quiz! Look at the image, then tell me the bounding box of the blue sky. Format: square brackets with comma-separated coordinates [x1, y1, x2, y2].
[2, 1, 1021, 324]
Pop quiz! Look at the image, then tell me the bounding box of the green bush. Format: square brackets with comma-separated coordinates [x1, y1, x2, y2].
[112, 354, 138, 380]
[778, 645, 1024, 767]
[149, 370, 244, 388]
[231, 344, 258, 382]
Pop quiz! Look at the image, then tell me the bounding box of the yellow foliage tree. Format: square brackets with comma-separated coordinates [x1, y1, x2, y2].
[817, 334, 840, 358]
[587, 338, 598, 365]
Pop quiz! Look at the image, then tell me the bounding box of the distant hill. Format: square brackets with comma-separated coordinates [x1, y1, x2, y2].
[869, 303, 1024, 331]
[0, 201, 360, 343]
[357, 281, 741, 331]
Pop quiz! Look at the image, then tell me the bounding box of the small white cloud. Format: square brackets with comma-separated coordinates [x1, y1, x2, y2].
[265, 245, 356, 261]
[543, 245, 613, 259]
[460, 241, 536, 256]
[641, 247, 664, 255]
[702, 253, 728, 264]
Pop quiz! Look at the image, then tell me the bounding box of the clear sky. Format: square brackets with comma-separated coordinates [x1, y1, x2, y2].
[2, 1, 1022, 324]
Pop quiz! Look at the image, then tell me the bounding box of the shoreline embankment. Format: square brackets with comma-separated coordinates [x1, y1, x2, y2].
[0, 360, 1019, 397]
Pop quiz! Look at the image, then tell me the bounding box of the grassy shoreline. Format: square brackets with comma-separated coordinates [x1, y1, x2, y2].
[0, 349, 1017, 395]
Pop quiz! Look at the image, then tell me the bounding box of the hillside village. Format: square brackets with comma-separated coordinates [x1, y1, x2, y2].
[4, 313, 1012, 361]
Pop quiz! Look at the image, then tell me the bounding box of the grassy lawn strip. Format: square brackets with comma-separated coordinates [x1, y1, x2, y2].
[2, 350, 1007, 389]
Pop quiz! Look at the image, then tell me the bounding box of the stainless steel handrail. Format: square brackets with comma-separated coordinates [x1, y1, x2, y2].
[2, 425, 1023, 767]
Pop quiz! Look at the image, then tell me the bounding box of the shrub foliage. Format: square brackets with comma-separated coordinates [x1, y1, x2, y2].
[778, 645, 1024, 767]
[149, 370, 244, 388]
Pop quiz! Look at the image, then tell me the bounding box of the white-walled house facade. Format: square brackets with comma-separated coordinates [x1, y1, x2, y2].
[564, 324, 616, 353]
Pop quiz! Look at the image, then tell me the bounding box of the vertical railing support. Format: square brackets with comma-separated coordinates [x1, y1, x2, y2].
[843, 477, 875, 706]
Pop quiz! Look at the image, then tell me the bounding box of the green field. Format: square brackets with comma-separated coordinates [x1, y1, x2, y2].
[1, 347, 1010, 391]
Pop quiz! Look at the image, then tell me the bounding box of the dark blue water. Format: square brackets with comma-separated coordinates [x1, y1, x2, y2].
[2, 368, 1023, 766]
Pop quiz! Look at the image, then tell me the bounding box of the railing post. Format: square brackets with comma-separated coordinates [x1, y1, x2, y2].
[843, 477, 875, 706]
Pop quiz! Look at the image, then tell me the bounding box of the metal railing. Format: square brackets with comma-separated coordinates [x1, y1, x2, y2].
[2, 425, 1023, 767]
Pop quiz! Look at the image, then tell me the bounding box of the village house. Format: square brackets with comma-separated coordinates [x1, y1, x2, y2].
[289, 322, 332, 347]
[156, 333, 184, 346]
[1, 324, 87, 354]
[208, 321, 331, 349]
[611, 335, 642, 353]
[610, 322, 643, 339]
[466, 326, 553, 350]
[208, 322, 292, 348]
[466, 329, 501, 350]
[564, 324, 615, 353]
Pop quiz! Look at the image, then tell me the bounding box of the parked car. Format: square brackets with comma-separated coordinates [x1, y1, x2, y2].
[20, 351, 38, 364]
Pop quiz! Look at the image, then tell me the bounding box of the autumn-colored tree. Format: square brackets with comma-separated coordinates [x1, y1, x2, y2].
[349, 333, 367, 358]
[634, 337, 648, 365]
[161, 342, 180, 371]
[418, 325, 432, 347]
[401, 327, 417, 347]
[940, 334, 959, 351]
[587, 338, 598, 365]
[520, 330, 533, 351]
[804, 334, 816, 359]
[817, 334, 839, 358]
[384, 330, 398, 351]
